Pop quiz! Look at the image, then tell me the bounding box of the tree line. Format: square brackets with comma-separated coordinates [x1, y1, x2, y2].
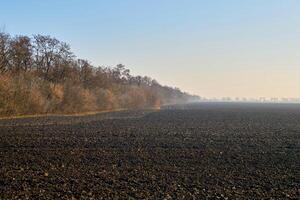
[0, 32, 199, 116]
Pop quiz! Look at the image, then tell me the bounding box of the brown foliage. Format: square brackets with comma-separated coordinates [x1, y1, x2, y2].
[0, 31, 199, 117]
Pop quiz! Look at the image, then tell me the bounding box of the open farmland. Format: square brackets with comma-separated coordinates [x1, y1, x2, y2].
[0, 103, 299, 199]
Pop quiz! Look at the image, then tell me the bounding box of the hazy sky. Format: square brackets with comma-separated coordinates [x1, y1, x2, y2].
[1, 0, 300, 98]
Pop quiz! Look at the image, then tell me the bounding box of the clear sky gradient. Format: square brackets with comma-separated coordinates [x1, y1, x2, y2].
[1, 0, 300, 98]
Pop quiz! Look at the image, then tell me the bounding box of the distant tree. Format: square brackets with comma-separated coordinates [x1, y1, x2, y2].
[9, 35, 32, 73]
[33, 35, 60, 79]
[51, 42, 74, 83]
[0, 32, 11, 73]
[112, 64, 131, 84]
[130, 75, 143, 86]
[93, 66, 111, 89]
[141, 76, 153, 86]
[77, 59, 94, 88]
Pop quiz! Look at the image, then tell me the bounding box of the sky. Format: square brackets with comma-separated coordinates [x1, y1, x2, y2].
[1, 0, 300, 99]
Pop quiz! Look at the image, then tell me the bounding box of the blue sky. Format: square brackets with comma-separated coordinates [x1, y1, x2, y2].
[1, 0, 300, 98]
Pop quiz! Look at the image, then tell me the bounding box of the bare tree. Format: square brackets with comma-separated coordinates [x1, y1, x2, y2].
[0, 32, 10, 73]
[77, 59, 94, 88]
[33, 35, 60, 79]
[51, 42, 74, 82]
[9, 35, 32, 73]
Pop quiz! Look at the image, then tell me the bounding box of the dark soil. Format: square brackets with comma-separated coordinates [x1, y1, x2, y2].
[0, 103, 299, 199]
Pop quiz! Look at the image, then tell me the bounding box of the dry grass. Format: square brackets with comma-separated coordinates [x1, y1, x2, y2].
[0, 73, 161, 117]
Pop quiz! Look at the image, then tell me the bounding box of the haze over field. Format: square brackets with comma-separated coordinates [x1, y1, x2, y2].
[1, 0, 300, 99]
